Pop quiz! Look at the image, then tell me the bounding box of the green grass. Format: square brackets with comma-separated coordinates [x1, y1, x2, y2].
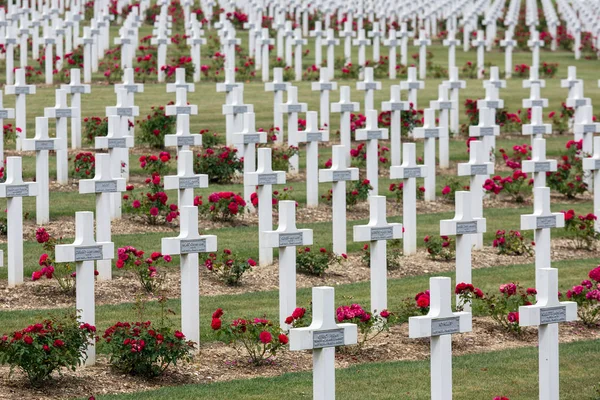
[91, 339, 600, 399]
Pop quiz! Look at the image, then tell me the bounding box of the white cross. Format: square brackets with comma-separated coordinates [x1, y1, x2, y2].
[323, 28, 339, 80]
[414, 29, 431, 79]
[1, 24, 18, 85]
[222, 85, 253, 149]
[43, 25, 56, 84]
[356, 67, 381, 112]
[4, 68, 36, 151]
[409, 277, 472, 400]
[44, 89, 75, 185]
[79, 26, 94, 83]
[106, 88, 139, 180]
[150, 31, 169, 82]
[164, 150, 208, 209]
[289, 286, 358, 400]
[574, 105, 600, 157]
[217, 67, 243, 144]
[471, 30, 486, 79]
[22, 117, 65, 225]
[397, 22, 413, 67]
[500, 30, 517, 78]
[519, 268, 577, 400]
[355, 109, 388, 195]
[382, 85, 410, 166]
[523, 66, 546, 89]
[166, 87, 198, 117]
[583, 136, 600, 232]
[263, 200, 313, 329]
[265, 68, 290, 145]
[0, 90, 15, 165]
[486, 66, 507, 90]
[523, 106, 552, 145]
[414, 109, 447, 201]
[78, 154, 125, 280]
[162, 205, 217, 347]
[258, 28, 274, 82]
[331, 86, 360, 164]
[233, 112, 266, 209]
[430, 84, 455, 169]
[187, 24, 206, 82]
[443, 67, 466, 136]
[400, 67, 425, 110]
[61, 69, 91, 149]
[246, 148, 287, 266]
[280, 86, 307, 173]
[469, 107, 499, 161]
[566, 81, 590, 142]
[311, 67, 337, 130]
[440, 191, 486, 310]
[354, 195, 403, 314]
[114, 29, 134, 69]
[165, 114, 202, 152]
[561, 66, 581, 106]
[298, 111, 329, 207]
[283, 20, 295, 66]
[527, 30, 544, 68]
[442, 29, 460, 71]
[367, 22, 383, 61]
[55, 211, 114, 365]
[390, 143, 427, 255]
[166, 68, 195, 93]
[291, 28, 307, 81]
[521, 187, 565, 289]
[339, 20, 356, 64]
[352, 29, 371, 72]
[383, 28, 400, 79]
[522, 137, 557, 189]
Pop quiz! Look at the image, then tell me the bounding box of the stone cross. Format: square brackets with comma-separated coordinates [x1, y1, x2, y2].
[309, 21, 325, 67]
[443, 67, 466, 136]
[166, 87, 198, 118]
[1, 25, 17, 85]
[114, 28, 133, 69]
[291, 28, 307, 81]
[55, 211, 114, 365]
[519, 268, 577, 400]
[414, 29, 431, 79]
[523, 85, 548, 111]
[566, 81, 590, 142]
[265, 68, 290, 144]
[523, 138, 557, 189]
[105, 88, 139, 180]
[583, 137, 600, 232]
[573, 105, 600, 158]
[289, 286, 358, 400]
[523, 106, 552, 145]
[5, 68, 36, 151]
[397, 22, 413, 67]
[246, 148, 286, 266]
[368, 22, 383, 61]
[383, 28, 399, 79]
[217, 67, 243, 145]
[283, 21, 294, 67]
[0, 90, 15, 164]
[280, 86, 307, 173]
[166, 88, 198, 149]
[258, 28, 274, 82]
[164, 114, 202, 152]
[166, 68, 195, 93]
[469, 107, 499, 163]
[382, 85, 410, 166]
[187, 25, 206, 82]
[561, 66, 580, 103]
[471, 30, 486, 79]
[440, 191, 486, 310]
[22, 117, 65, 225]
[356, 67, 381, 112]
[523, 67, 546, 92]
[319, 145, 359, 255]
[164, 150, 208, 209]
[43, 25, 56, 84]
[390, 143, 427, 255]
[521, 187, 565, 289]
[486, 67, 507, 91]
[355, 110, 389, 196]
[80, 26, 94, 83]
[442, 29, 460, 71]
[354, 195, 402, 314]
[324, 28, 339, 80]
[331, 86, 360, 165]
[339, 20, 355, 64]
[500, 30, 517, 78]
[527, 30, 544, 68]
[298, 111, 329, 207]
[400, 67, 425, 110]
[263, 200, 313, 329]
[233, 112, 266, 209]
[457, 141, 493, 249]
[430, 84, 455, 169]
[44, 89, 75, 185]
[223, 82, 254, 152]
[150, 31, 169, 82]
[409, 277, 472, 400]
[61, 69, 91, 149]
[78, 154, 125, 280]
[352, 29, 371, 73]
[311, 67, 337, 130]
[162, 205, 217, 347]
[414, 109, 447, 201]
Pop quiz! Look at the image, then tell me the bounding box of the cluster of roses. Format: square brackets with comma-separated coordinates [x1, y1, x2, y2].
[455, 282, 484, 298]
[72, 152, 96, 179]
[499, 144, 532, 170]
[284, 307, 306, 325]
[483, 170, 531, 198]
[500, 283, 537, 325]
[415, 290, 430, 311]
[32, 254, 56, 281]
[116, 247, 172, 292]
[336, 303, 385, 323]
[2, 321, 94, 347]
[211, 191, 246, 215]
[139, 152, 171, 170]
[564, 266, 600, 326]
[563, 209, 597, 226]
[211, 308, 289, 347]
[349, 142, 390, 165]
[566, 279, 600, 301]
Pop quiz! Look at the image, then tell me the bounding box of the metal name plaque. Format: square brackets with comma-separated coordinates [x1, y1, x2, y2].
[107, 138, 127, 148]
[55, 109, 72, 118]
[116, 108, 132, 117]
[364, 82, 378, 90]
[123, 84, 139, 93]
[157, 39, 168, 45]
[35, 140, 54, 151]
[530, 100, 544, 108]
[439, 102, 453, 110]
[180, 239, 206, 254]
[457, 221, 478, 234]
[536, 216, 557, 229]
[74, 245, 103, 261]
[233, 106, 248, 114]
[532, 125, 547, 135]
[83, 38, 94, 45]
[287, 104, 303, 113]
[424, 128, 439, 138]
[390, 103, 406, 111]
[45, 38, 56, 44]
[225, 84, 237, 92]
[480, 126, 495, 136]
[583, 124, 598, 133]
[6, 185, 29, 197]
[71, 85, 87, 93]
[176, 106, 191, 114]
[486, 101, 499, 109]
[431, 316, 460, 336]
[367, 130, 383, 140]
[95, 181, 118, 193]
[341, 104, 356, 112]
[0, 110, 9, 119]
[408, 82, 421, 89]
[470, 164, 488, 175]
[449, 82, 463, 89]
[534, 162, 551, 172]
[191, 38, 204, 45]
[320, 83, 333, 91]
[403, 167, 422, 178]
[257, 173, 278, 185]
[313, 328, 344, 349]
[540, 306, 567, 324]
[273, 83, 288, 91]
[119, 38, 131, 45]
[179, 177, 200, 189]
[575, 99, 587, 107]
[14, 87, 31, 95]
[596, 160, 600, 170]
[371, 227, 394, 240]
[177, 136, 195, 146]
[332, 170, 352, 181]
[279, 232, 304, 247]
[243, 134, 261, 144]
[306, 132, 323, 142]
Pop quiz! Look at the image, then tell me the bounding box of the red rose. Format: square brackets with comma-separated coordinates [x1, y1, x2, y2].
[23, 335, 33, 345]
[211, 318, 222, 330]
[278, 334, 289, 344]
[53, 339, 65, 347]
[248, 258, 257, 266]
[212, 308, 224, 319]
[291, 307, 305, 319]
[174, 331, 185, 339]
[259, 331, 272, 344]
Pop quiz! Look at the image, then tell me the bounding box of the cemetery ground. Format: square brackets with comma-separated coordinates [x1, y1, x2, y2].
[1, 35, 600, 399]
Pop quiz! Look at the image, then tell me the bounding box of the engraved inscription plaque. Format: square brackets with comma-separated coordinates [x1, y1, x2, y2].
[6, 185, 29, 197]
[279, 232, 304, 247]
[95, 181, 118, 193]
[540, 306, 567, 324]
[107, 138, 127, 148]
[431, 317, 460, 336]
[177, 136, 196, 146]
[536, 216, 557, 229]
[35, 140, 54, 151]
[371, 227, 394, 240]
[534, 162, 551, 172]
[470, 164, 489, 175]
[75, 246, 103, 261]
[257, 173, 278, 185]
[180, 239, 206, 254]
[179, 177, 200, 189]
[456, 221, 478, 234]
[332, 170, 352, 181]
[403, 167, 422, 178]
[313, 328, 344, 349]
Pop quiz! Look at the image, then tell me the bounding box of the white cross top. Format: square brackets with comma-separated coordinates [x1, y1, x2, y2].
[561, 66, 580, 89]
[523, 107, 552, 136]
[527, 30, 544, 48]
[55, 211, 114, 263]
[114, 68, 144, 94]
[5, 68, 36, 95]
[383, 28, 399, 47]
[440, 191, 486, 235]
[298, 111, 329, 143]
[233, 112, 267, 145]
[457, 141, 494, 177]
[523, 67, 546, 89]
[390, 142, 428, 179]
[79, 153, 126, 195]
[352, 28, 371, 46]
[166, 68, 195, 93]
[382, 85, 409, 112]
[566, 81, 590, 108]
[400, 67, 425, 91]
[486, 66, 507, 89]
[471, 29, 485, 47]
[162, 206, 217, 256]
[353, 195, 402, 242]
[319, 145, 359, 183]
[166, 87, 198, 116]
[44, 89, 74, 119]
[280, 86, 307, 114]
[413, 28, 431, 46]
[61, 69, 91, 94]
[409, 277, 472, 338]
[443, 66, 466, 89]
[164, 150, 208, 192]
[263, 200, 313, 248]
[523, 85, 549, 109]
[106, 88, 140, 117]
[265, 67, 290, 93]
[324, 27, 340, 45]
[573, 105, 600, 136]
[22, 116, 66, 152]
[216, 68, 242, 93]
[414, 109, 447, 139]
[430, 84, 454, 111]
[245, 147, 286, 187]
[95, 115, 134, 149]
[0, 157, 38, 198]
[477, 83, 504, 109]
[223, 86, 254, 115]
[165, 114, 202, 148]
[469, 107, 499, 138]
[331, 86, 359, 113]
[355, 109, 389, 141]
[311, 67, 338, 92]
[356, 67, 381, 92]
[443, 29, 460, 46]
[522, 138, 557, 175]
[519, 268, 577, 327]
[521, 187, 565, 231]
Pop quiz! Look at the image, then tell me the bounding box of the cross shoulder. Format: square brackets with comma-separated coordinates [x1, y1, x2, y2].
[353, 196, 402, 242]
[440, 191, 486, 235]
[263, 201, 313, 248]
[162, 206, 217, 255]
[520, 187, 565, 230]
[55, 212, 114, 263]
[0, 157, 38, 198]
[79, 153, 126, 194]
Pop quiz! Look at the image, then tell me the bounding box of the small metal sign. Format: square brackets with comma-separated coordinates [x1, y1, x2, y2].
[408, 82, 421, 89]
[534, 162, 551, 172]
[486, 101, 499, 109]
[287, 104, 303, 113]
[95, 181, 118, 193]
[424, 128, 439, 138]
[319, 83, 333, 91]
[332, 170, 352, 181]
[0, 110, 10, 119]
[243, 134, 261, 144]
[180, 239, 206, 254]
[313, 328, 345, 349]
[470, 164, 488, 175]
[233, 106, 248, 114]
[116, 108, 132, 117]
[55, 109, 72, 118]
[575, 99, 587, 107]
[224, 84, 237, 92]
[530, 100, 544, 108]
[306, 132, 323, 142]
[6, 185, 29, 197]
[175, 106, 191, 115]
[457, 221, 478, 234]
[595, 160, 600, 170]
[449, 82, 463, 89]
[107, 138, 127, 148]
[439, 101, 453, 110]
[70, 85, 87, 94]
[273, 83, 288, 91]
[341, 104, 356, 112]
[479, 126, 495, 136]
[431, 316, 460, 336]
[279, 232, 304, 247]
[74, 245, 103, 261]
[367, 130, 383, 140]
[371, 227, 394, 240]
[257, 173, 278, 185]
[14, 87, 31, 95]
[403, 167, 422, 178]
[536, 216, 557, 229]
[179, 177, 200, 189]
[34, 140, 54, 151]
[583, 124, 598, 133]
[123, 84, 140, 93]
[45, 38, 56, 44]
[390, 102, 407, 111]
[532, 125, 547, 134]
[364, 82, 378, 90]
[177, 136, 196, 146]
[540, 306, 567, 324]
